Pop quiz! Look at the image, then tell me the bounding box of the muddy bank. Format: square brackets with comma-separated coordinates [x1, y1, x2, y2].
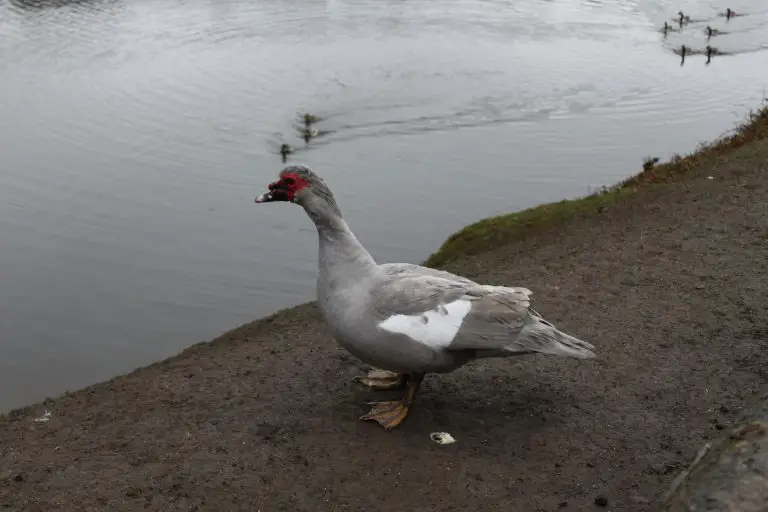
[1, 125, 767, 510]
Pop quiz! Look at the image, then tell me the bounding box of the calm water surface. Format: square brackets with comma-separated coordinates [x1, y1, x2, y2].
[1, 0, 767, 411]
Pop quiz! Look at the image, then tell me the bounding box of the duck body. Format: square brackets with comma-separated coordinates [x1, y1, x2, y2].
[255, 165, 595, 428]
[315, 224, 594, 376]
[313, 215, 475, 373]
[317, 270, 475, 375]
[318, 261, 549, 374]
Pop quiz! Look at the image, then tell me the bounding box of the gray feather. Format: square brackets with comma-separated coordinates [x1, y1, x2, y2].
[375, 264, 595, 358]
[262, 165, 596, 375]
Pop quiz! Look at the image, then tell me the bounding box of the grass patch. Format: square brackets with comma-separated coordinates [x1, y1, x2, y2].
[424, 101, 768, 268]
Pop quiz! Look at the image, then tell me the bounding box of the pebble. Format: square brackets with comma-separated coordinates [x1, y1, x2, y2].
[594, 495, 608, 507]
[430, 432, 456, 445]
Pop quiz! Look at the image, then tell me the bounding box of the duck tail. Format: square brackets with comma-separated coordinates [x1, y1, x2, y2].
[514, 314, 596, 359]
[548, 328, 596, 359]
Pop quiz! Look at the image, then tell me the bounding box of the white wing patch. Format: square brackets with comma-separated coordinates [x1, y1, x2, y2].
[377, 299, 472, 348]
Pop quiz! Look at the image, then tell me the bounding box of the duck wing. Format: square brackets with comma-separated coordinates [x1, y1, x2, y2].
[371, 269, 595, 359]
[379, 262, 479, 286]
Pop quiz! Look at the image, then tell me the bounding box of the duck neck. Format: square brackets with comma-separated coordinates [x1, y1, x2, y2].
[300, 195, 377, 296]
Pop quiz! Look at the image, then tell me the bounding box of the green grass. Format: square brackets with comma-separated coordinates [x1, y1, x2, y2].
[424, 102, 768, 268]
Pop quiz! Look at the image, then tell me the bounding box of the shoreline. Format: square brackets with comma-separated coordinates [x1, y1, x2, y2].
[426, 103, 768, 267]
[3, 105, 766, 419]
[1, 106, 767, 511]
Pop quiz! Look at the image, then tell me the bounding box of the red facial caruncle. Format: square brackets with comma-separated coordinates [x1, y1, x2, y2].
[255, 172, 310, 203]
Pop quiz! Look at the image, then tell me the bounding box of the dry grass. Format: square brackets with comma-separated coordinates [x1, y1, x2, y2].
[424, 102, 768, 268]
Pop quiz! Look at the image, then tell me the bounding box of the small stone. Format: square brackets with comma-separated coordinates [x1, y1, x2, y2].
[430, 432, 456, 445]
[718, 405, 730, 414]
[715, 423, 725, 430]
[13, 474, 24, 482]
[558, 500, 568, 508]
[594, 495, 608, 507]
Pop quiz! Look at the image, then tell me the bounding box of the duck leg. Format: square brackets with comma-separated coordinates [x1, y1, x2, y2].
[359, 373, 424, 430]
[354, 368, 405, 390]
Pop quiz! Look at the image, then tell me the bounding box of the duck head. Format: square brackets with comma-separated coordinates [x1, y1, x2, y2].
[255, 165, 343, 226]
[255, 165, 315, 203]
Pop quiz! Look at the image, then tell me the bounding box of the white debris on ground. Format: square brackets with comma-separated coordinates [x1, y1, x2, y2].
[430, 432, 456, 445]
[33, 410, 51, 422]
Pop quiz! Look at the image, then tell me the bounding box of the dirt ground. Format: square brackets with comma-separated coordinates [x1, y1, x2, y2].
[1, 139, 767, 512]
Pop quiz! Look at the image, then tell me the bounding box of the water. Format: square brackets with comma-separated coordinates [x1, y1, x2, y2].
[1, 0, 767, 411]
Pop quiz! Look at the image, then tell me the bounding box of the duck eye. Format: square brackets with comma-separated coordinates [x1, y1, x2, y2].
[283, 177, 295, 186]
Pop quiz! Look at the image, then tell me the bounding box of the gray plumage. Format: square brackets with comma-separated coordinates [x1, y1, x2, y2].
[256, 165, 596, 376]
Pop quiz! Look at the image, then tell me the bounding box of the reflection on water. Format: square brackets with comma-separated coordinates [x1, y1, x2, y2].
[1, 0, 767, 411]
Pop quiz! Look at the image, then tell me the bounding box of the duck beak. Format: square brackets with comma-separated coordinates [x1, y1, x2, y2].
[254, 192, 274, 203]
[255, 180, 278, 203]
[255, 181, 290, 203]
